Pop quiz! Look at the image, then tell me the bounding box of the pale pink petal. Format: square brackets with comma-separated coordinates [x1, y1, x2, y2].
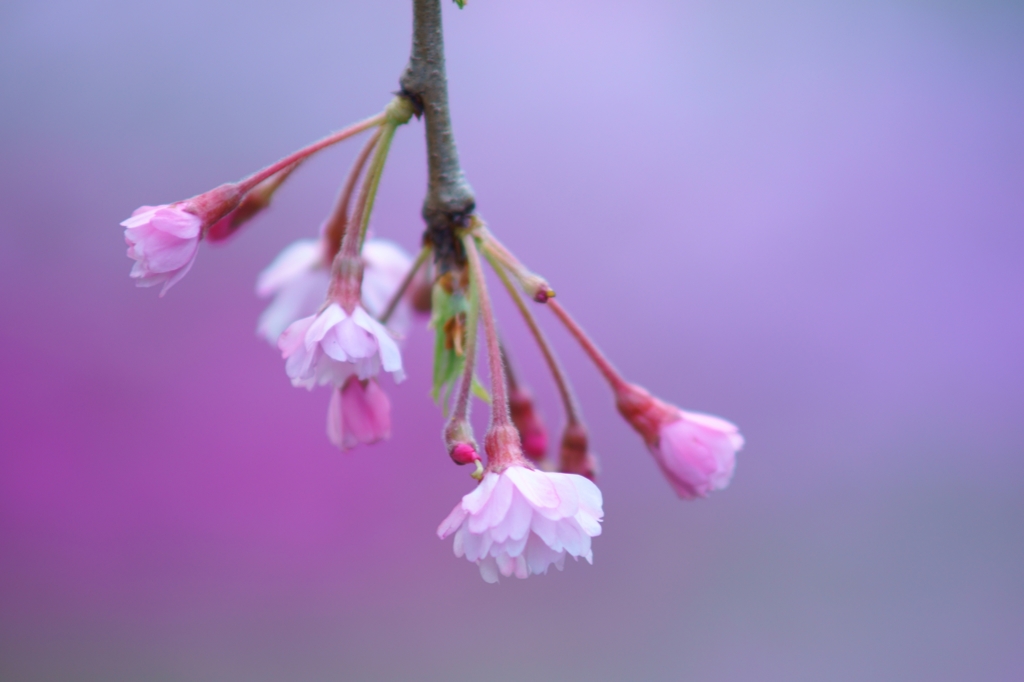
[467, 474, 514, 534]
[257, 270, 329, 343]
[438, 504, 469, 540]
[513, 554, 528, 579]
[340, 378, 390, 446]
[461, 473, 500, 515]
[256, 239, 323, 297]
[478, 556, 499, 584]
[495, 552, 515, 578]
[278, 316, 315, 359]
[326, 388, 344, 449]
[461, 528, 493, 563]
[351, 308, 403, 375]
[323, 317, 377, 361]
[505, 466, 560, 510]
[304, 304, 345, 349]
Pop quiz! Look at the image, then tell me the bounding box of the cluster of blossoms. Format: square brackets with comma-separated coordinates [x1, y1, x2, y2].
[123, 92, 744, 582]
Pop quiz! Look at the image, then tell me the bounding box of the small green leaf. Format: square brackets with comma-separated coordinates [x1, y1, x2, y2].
[471, 375, 491, 404]
[453, 0, 467, 8]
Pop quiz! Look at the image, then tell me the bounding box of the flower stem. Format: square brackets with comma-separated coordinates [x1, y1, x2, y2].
[236, 112, 385, 195]
[547, 299, 630, 393]
[463, 234, 511, 427]
[338, 122, 399, 262]
[484, 247, 583, 427]
[379, 244, 432, 325]
[356, 123, 400, 251]
[323, 128, 383, 261]
[449, 256, 481, 425]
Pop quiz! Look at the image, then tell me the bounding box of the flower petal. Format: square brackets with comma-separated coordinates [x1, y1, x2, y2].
[505, 466, 559, 510]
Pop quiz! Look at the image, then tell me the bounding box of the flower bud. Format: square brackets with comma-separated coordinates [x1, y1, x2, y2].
[558, 422, 598, 480]
[509, 387, 548, 462]
[444, 419, 480, 466]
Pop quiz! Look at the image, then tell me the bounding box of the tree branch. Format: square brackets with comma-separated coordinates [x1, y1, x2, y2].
[400, 0, 475, 268]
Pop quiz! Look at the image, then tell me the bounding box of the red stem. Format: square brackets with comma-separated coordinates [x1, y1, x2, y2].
[236, 112, 385, 195]
[464, 236, 511, 427]
[324, 128, 383, 261]
[547, 299, 629, 393]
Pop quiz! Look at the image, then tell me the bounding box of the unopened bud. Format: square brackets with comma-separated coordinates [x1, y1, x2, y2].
[558, 423, 598, 480]
[521, 273, 555, 303]
[445, 418, 480, 466]
[509, 387, 548, 462]
[450, 442, 481, 466]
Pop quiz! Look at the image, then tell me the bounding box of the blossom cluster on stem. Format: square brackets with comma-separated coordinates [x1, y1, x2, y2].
[121, 2, 745, 585]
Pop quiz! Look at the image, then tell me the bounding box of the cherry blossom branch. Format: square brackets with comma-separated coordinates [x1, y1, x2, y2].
[400, 0, 476, 265]
[547, 299, 630, 393]
[379, 245, 432, 325]
[484, 246, 583, 427]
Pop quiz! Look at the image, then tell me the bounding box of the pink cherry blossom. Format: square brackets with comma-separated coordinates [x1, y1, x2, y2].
[359, 239, 414, 332]
[122, 204, 202, 296]
[256, 239, 330, 343]
[256, 238, 413, 344]
[652, 411, 743, 499]
[278, 302, 404, 389]
[437, 466, 603, 583]
[327, 376, 391, 450]
[615, 382, 743, 499]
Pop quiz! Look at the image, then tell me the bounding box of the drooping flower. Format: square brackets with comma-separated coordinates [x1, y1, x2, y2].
[123, 184, 244, 296]
[122, 205, 203, 296]
[359, 239, 414, 333]
[327, 376, 391, 450]
[278, 302, 404, 389]
[438, 465, 603, 583]
[653, 411, 743, 498]
[256, 238, 414, 344]
[616, 382, 743, 499]
[256, 239, 330, 343]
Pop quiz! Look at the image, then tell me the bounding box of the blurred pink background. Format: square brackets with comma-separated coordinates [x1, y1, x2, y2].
[1, 0, 1022, 679]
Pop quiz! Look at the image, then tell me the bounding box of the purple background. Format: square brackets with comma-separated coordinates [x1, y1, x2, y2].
[2, 0, 1022, 679]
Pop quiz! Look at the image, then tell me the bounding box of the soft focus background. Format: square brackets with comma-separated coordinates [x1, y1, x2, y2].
[1, 0, 1022, 680]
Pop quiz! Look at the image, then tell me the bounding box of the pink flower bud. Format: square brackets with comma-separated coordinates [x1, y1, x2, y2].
[327, 377, 392, 450]
[616, 383, 743, 499]
[450, 443, 481, 466]
[509, 387, 548, 462]
[558, 423, 598, 480]
[444, 418, 480, 466]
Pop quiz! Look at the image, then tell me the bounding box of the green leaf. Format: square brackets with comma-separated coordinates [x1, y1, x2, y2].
[453, 0, 467, 8]
[471, 375, 491, 404]
[429, 283, 470, 405]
